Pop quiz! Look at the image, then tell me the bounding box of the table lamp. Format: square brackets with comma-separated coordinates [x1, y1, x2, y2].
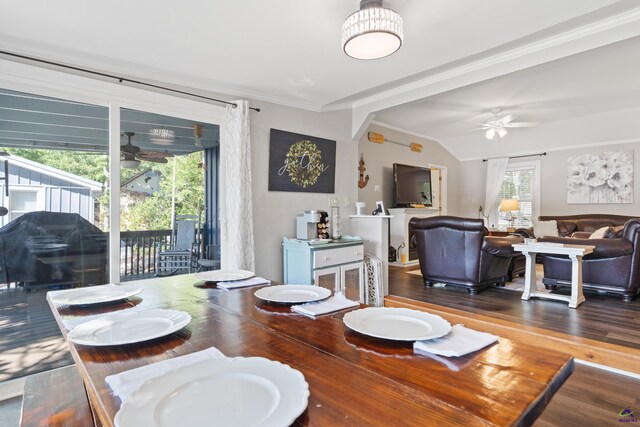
[499, 198, 519, 231]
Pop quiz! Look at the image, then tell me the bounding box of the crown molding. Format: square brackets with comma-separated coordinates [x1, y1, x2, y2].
[458, 138, 640, 162]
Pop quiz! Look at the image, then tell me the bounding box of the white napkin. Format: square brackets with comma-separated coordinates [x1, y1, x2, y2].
[105, 347, 225, 401]
[291, 292, 359, 318]
[413, 324, 499, 357]
[216, 277, 270, 289]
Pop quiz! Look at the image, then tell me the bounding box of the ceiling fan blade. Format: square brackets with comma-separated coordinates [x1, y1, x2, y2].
[137, 156, 168, 164]
[500, 114, 515, 124]
[504, 122, 537, 128]
[138, 151, 174, 159]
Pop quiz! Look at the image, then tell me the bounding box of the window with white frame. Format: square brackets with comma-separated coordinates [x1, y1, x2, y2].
[494, 163, 539, 229]
[9, 188, 44, 221]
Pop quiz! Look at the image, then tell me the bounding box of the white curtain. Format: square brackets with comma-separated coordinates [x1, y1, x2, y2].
[483, 157, 509, 225]
[221, 100, 255, 271]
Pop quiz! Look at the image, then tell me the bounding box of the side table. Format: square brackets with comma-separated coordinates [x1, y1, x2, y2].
[512, 243, 595, 309]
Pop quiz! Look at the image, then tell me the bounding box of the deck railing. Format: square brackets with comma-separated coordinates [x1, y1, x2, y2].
[120, 229, 172, 278]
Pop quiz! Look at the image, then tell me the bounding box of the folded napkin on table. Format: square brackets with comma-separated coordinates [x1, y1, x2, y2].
[413, 324, 499, 357]
[105, 346, 225, 401]
[216, 277, 270, 289]
[291, 292, 359, 318]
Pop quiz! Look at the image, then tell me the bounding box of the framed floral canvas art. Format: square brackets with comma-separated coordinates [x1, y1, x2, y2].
[567, 150, 633, 204]
[268, 129, 336, 193]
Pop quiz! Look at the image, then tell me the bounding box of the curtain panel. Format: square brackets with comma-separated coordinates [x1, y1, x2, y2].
[483, 157, 509, 226]
[221, 100, 255, 271]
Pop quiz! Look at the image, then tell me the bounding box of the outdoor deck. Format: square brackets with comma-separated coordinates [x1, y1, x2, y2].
[0, 287, 72, 382]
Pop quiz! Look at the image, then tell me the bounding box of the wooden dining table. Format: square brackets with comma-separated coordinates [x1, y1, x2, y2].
[47, 274, 574, 426]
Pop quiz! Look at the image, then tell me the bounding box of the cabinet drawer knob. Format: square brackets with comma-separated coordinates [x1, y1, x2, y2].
[324, 256, 329, 261]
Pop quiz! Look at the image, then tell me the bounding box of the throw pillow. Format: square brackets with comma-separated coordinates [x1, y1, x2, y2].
[604, 225, 625, 238]
[556, 222, 577, 237]
[534, 220, 559, 237]
[589, 226, 611, 239]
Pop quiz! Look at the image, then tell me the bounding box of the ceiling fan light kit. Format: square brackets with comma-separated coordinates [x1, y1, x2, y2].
[121, 159, 141, 169]
[148, 128, 175, 145]
[342, 0, 403, 60]
[481, 109, 535, 140]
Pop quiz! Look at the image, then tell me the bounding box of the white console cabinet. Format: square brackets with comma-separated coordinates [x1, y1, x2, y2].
[282, 238, 365, 302]
[388, 208, 440, 267]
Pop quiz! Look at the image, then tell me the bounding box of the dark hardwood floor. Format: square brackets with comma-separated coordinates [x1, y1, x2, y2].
[389, 266, 640, 350]
[534, 364, 640, 427]
[0, 288, 72, 382]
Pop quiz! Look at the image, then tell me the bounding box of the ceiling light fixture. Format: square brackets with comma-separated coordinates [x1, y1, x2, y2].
[148, 128, 175, 145]
[485, 124, 508, 140]
[342, 0, 404, 60]
[121, 159, 140, 169]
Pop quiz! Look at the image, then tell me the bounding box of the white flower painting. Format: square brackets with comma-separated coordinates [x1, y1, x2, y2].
[567, 150, 633, 204]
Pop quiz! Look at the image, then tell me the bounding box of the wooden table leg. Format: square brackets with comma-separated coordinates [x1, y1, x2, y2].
[568, 254, 586, 309]
[521, 252, 536, 301]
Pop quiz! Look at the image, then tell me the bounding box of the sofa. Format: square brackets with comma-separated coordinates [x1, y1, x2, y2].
[533, 214, 640, 302]
[538, 214, 635, 237]
[410, 216, 524, 294]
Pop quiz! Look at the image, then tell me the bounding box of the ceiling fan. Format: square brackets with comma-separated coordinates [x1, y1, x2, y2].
[121, 132, 173, 168]
[479, 108, 537, 140]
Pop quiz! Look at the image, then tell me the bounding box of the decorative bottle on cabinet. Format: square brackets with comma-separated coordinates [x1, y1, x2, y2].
[331, 206, 341, 239]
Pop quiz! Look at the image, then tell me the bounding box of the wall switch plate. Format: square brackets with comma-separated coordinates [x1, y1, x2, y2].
[329, 197, 339, 207]
[345, 197, 351, 207]
[374, 185, 381, 192]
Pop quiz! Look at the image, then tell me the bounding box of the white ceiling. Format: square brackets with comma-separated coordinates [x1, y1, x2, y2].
[375, 35, 640, 159]
[1, 0, 640, 158]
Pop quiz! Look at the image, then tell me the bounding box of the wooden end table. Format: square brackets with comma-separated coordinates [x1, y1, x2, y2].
[512, 243, 595, 309]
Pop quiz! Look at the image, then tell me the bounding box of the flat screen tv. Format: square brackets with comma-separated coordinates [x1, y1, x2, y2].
[393, 163, 433, 207]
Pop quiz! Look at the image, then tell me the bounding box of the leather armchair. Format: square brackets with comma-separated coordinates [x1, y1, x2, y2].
[410, 216, 524, 294]
[538, 218, 640, 302]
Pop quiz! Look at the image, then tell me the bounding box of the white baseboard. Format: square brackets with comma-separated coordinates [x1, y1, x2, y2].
[0, 377, 24, 401]
[576, 358, 640, 379]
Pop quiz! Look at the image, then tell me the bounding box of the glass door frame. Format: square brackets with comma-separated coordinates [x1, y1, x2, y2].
[0, 57, 227, 282]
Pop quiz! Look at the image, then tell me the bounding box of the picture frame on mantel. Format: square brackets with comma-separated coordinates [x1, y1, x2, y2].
[268, 129, 336, 193]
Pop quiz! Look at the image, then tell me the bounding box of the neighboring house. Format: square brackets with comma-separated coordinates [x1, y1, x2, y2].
[121, 169, 162, 196]
[0, 155, 102, 227]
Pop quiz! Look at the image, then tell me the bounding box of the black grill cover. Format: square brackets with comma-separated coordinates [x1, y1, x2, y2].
[0, 211, 107, 286]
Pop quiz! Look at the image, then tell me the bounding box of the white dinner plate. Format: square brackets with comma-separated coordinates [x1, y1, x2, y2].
[194, 269, 254, 282]
[48, 284, 142, 306]
[254, 285, 331, 304]
[67, 309, 191, 346]
[114, 357, 309, 427]
[343, 307, 452, 341]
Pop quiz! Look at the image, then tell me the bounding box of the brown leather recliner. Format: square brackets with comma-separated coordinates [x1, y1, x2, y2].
[410, 216, 524, 294]
[537, 218, 640, 302]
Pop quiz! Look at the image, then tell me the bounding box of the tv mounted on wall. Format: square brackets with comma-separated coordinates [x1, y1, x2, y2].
[392, 163, 433, 207]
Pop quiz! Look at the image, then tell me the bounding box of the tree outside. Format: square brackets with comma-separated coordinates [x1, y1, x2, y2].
[6, 148, 205, 231]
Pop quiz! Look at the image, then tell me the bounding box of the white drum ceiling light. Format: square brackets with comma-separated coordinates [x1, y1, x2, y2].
[342, 0, 404, 60]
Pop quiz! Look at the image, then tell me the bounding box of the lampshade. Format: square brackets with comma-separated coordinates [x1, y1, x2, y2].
[121, 159, 140, 169]
[342, 0, 404, 60]
[148, 128, 175, 145]
[499, 198, 519, 212]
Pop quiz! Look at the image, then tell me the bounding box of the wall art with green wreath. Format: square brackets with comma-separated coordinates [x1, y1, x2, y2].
[268, 128, 336, 193]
